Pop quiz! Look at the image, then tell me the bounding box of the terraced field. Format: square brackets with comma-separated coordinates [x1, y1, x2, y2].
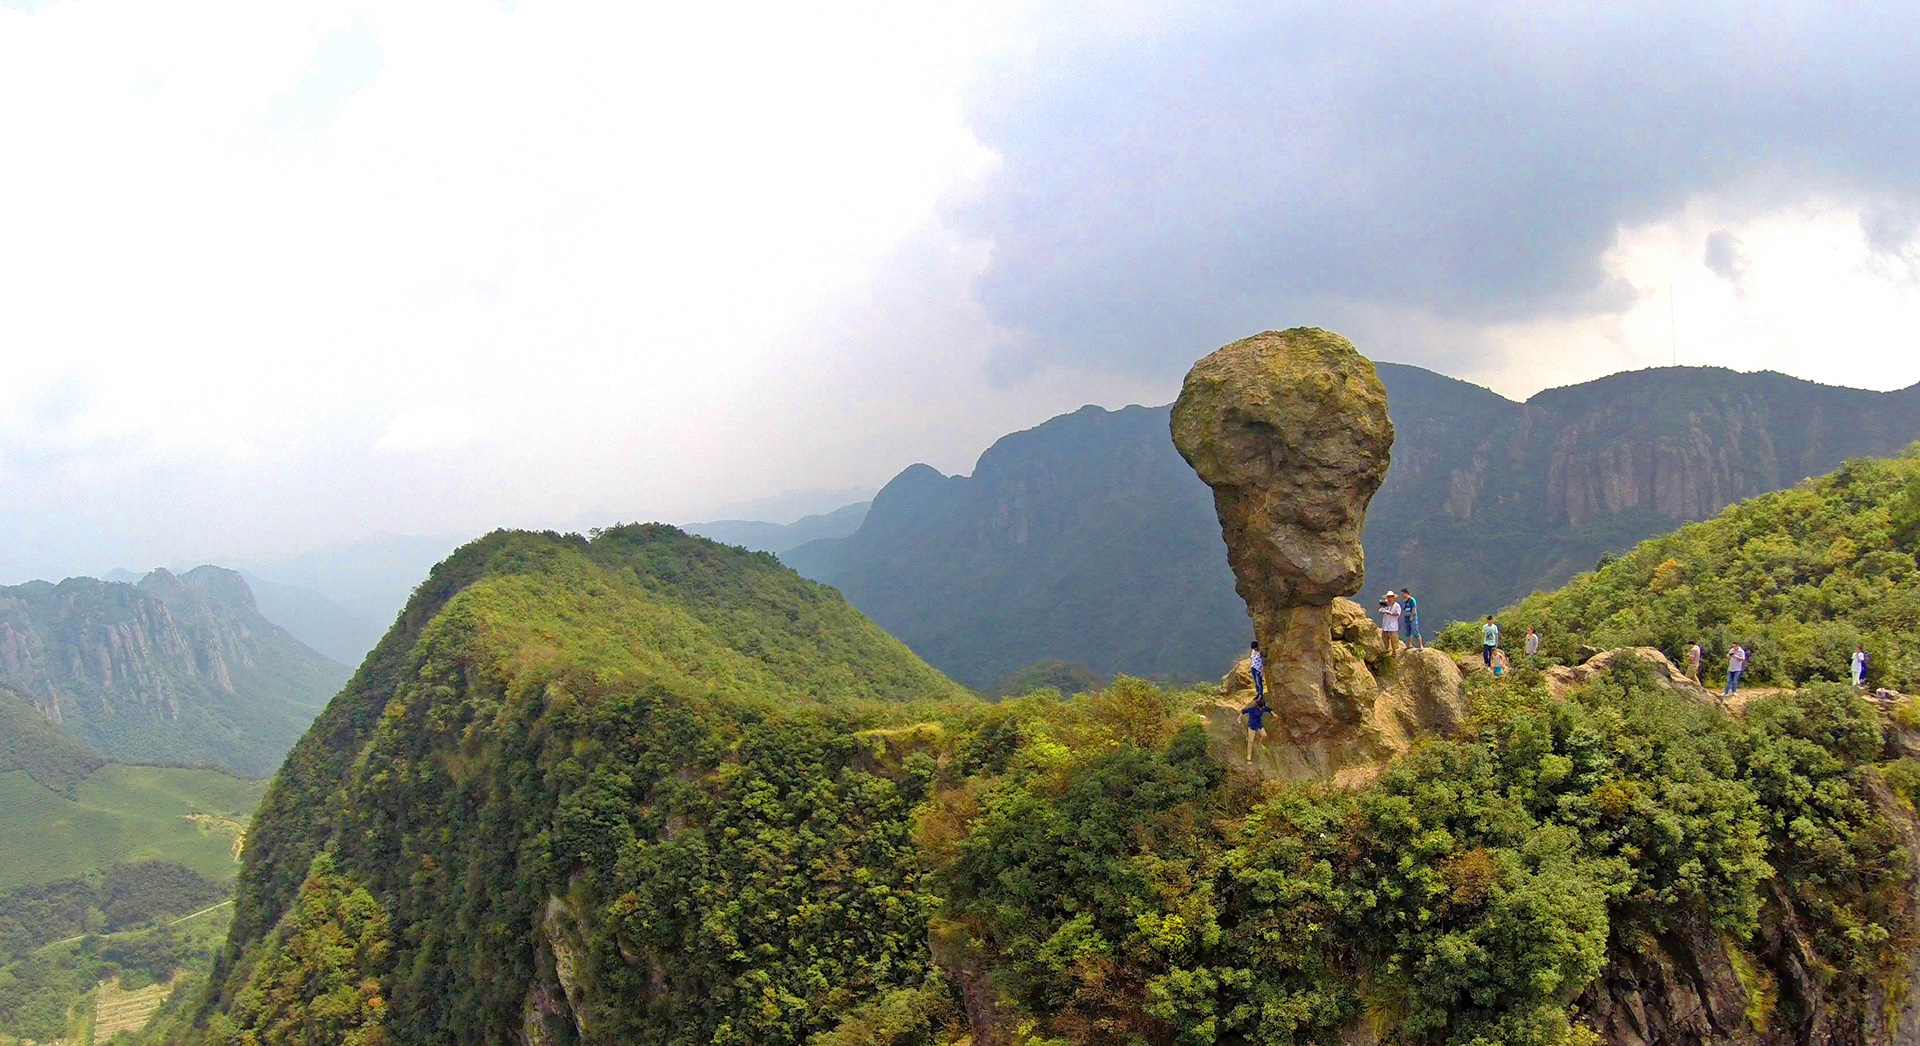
[0, 766, 266, 890]
[90, 974, 174, 1040]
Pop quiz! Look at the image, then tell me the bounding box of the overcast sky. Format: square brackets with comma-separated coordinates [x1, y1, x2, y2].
[5, 0, 1920, 582]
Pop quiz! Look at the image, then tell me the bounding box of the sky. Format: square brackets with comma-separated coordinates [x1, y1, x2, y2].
[4, 0, 1920, 582]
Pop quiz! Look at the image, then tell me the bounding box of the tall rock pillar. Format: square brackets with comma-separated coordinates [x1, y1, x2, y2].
[1171, 328, 1393, 739]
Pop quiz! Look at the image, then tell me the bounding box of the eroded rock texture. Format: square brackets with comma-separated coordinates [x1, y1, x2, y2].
[1208, 598, 1464, 784]
[1171, 328, 1393, 749]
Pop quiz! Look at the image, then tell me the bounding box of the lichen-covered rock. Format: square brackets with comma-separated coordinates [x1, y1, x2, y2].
[1172, 329, 1393, 743]
[1543, 647, 1716, 705]
[1330, 597, 1388, 663]
[1209, 645, 1464, 785]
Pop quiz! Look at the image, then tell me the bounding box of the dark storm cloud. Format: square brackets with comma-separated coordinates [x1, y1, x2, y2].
[955, 1, 1920, 376]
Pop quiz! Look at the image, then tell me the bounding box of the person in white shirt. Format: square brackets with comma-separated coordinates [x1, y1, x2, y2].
[1250, 641, 1266, 702]
[1684, 642, 1703, 682]
[1725, 644, 1749, 696]
[1852, 645, 1869, 687]
[1379, 592, 1402, 652]
[1524, 628, 1540, 659]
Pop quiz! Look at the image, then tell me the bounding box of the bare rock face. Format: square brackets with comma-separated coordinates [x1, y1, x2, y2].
[1542, 647, 1716, 706]
[1206, 598, 1465, 784]
[1173, 329, 1394, 748]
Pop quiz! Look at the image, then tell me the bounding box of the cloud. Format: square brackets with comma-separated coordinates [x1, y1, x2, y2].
[1702, 230, 1751, 293]
[951, 0, 1920, 379]
[260, 22, 382, 133]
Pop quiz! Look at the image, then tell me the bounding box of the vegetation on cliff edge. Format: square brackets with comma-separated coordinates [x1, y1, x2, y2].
[1439, 447, 1920, 689]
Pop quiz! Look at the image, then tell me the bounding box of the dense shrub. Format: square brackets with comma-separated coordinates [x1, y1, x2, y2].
[930, 661, 1914, 1045]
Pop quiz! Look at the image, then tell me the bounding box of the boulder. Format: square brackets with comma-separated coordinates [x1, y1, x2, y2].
[1172, 329, 1393, 743]
[1543, 647, 1717, 706]
[1330, 597, 1388, 663]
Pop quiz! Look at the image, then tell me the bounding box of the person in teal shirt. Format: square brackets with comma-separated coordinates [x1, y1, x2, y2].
[1481, 616, 1499, 667]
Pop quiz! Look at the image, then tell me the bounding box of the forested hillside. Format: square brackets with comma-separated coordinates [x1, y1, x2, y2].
[0, 566, 349, 775]
[789, 364, 1920, 688]
[1452, 447, 1920, 688]
[178, 525, 966, 1046]
[166, 515, 1920, 1045]
[0, 753, 267, 1043]
[0, 682, 103, 793]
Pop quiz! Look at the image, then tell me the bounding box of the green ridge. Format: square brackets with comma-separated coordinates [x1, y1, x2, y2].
[1443, 447, 1920, 688]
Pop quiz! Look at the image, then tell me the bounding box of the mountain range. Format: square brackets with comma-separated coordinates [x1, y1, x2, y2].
[786, 362, 1920, 688]
[169, 463, 1920, 1046]
[683, 500, 870, 555]
[0, 566, 349, 776]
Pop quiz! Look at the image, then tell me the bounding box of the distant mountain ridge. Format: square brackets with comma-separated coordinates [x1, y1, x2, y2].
[0, 566, 349, 776]
[786, 362, 1920, 688]
[684, 500, 870, 554]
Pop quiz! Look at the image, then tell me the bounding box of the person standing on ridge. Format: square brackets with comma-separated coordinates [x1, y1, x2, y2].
[1852, 645, 1869, 687]
[1524, 627, 1541, 659]
[1240, 694, 1271, 763]
[1725, 643, 1749, 696]
[1380, 591, 1403, 653]
[1685, 641, 1703, 682]
[1399, 588, 1422, 650]
[1481, 616, 1499, 668]
[1249, 641, 1265, 703]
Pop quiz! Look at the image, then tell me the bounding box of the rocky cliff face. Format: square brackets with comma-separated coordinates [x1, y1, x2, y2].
[0, 566, 348, 775]
[783, 404, 1243, 688]
[1206, 597, 1466, 784]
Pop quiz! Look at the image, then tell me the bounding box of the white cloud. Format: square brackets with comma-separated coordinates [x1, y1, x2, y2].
[0, 0, 1034, 577]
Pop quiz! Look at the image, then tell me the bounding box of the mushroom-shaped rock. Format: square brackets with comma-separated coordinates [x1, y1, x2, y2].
[1172, 329, 1393, 739]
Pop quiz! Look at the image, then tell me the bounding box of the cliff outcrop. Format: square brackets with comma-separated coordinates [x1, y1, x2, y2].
[1172, 329, 1396, 757]
[0, 566, 346, 774]
[1207, 597, 1465, 783]
[1174, 330, 1476, 782]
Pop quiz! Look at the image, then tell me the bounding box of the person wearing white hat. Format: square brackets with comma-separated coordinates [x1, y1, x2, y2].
[1379, 591, 1402, 653]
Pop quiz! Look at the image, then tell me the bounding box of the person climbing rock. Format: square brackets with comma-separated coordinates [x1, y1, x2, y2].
[1399, 588, 1422, 650]
[1481, 616, 1499, 667]
[1851, 645, 1869, 687]
[1249, 640, 1265, 702]
[1685, 641, 1703, 682]
[1380, 592, 1402, 653]
[1240, 695, 1271, 762]
[1725, 644, 1749, 696]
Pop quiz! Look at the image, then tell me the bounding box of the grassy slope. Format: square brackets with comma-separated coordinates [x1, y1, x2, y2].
[0, 767, 264, 891]
[1441, 451, 1920, 688]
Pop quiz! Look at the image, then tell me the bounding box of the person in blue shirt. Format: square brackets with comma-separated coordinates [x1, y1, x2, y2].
[1399, 588, 1422, 650]
[1249, 641, 1265, 702]
[1240, 695, 1271, 763]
